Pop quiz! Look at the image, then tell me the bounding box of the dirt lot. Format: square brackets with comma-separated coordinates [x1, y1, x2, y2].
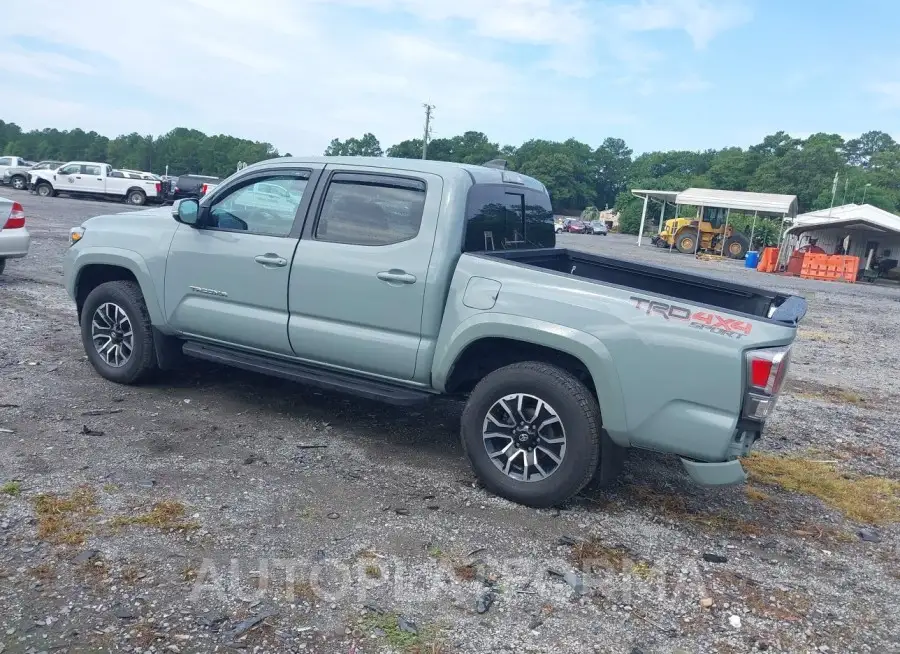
[1, 190, 898, 654]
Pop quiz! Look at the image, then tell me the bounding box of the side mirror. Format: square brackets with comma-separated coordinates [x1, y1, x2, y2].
[173, 198, 200, 226]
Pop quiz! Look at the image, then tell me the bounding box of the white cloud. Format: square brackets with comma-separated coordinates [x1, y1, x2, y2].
[870, 81, 900, 109]
[0, 0, 749, 156]
[611, 0, 752, 49]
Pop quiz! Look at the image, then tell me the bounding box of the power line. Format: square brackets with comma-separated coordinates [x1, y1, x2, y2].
[422, 103, 434, 159]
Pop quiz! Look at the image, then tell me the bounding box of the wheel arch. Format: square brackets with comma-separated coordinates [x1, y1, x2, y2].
[434, 315, 628, 440]
[71, 250, 164, 327]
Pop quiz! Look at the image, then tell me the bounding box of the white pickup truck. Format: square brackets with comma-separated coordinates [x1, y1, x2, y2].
[30, 161, 163, 206]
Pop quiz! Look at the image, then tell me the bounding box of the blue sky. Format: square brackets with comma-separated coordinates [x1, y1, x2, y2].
[0, 0, 898, 157]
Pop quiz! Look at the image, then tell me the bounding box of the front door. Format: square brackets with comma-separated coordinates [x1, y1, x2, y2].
[288, 167, 442, 381]
[79, 163, 106, 194]
[164, 168, 316, 355]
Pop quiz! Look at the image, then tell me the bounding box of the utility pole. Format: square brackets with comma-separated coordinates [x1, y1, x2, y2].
[827, 171, 839, 217]
[422, 103, 434, 159]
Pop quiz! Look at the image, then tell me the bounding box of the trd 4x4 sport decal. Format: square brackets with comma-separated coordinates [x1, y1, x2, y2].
[630, 296, 753, 339]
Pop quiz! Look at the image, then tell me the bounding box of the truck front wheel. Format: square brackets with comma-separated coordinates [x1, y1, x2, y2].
[80, 280, 157, 384]
[36, 183, 53, 198]
[461, 361, 601, 508]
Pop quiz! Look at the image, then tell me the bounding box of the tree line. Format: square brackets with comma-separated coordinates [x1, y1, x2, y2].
[3, 119, 898, 237]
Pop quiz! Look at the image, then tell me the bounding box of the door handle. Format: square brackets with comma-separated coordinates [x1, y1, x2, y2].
[254, 253, 288, 267]
[376, 270, 417, 285]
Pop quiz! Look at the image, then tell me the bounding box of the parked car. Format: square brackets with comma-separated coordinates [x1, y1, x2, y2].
[30, 161, 163, 205]
[587, 220, 609, 235]
[0, 156, 31, 181]
[564, 219, 588, 234]
[171, 174, 221, 202]
[0, 196, 29, 275]
[2, 161, 64, 191]
[64, 156, 806, 508]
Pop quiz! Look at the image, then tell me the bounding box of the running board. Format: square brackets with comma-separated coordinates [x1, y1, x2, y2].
[182, 342, 433, 406]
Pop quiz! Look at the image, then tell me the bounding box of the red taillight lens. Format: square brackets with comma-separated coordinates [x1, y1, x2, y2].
[750, 358, 773, 388]
[743, 346, 791, 420]
[4, 202, 25, 229]
[746, 346, 790, 395]
[155, 182, 161, 194]
[201, 183, 209, 195]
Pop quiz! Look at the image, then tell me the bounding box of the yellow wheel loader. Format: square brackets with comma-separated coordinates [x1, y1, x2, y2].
[650, 206, 750, 259]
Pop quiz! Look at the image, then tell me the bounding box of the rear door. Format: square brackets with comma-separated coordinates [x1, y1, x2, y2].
[288, 166, 442, 380]
[164, 165, 321, 354]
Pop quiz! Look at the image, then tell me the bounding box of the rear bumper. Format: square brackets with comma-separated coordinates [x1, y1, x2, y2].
[680, 458, 746, 486]
[679, 421, 760, 486]
[0, 228, 30, 258]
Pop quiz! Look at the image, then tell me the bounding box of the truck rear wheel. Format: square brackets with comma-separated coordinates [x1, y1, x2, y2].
[80, 280, 157, 385]
[127, 190, 146, 206]
[676, 230, 698, 254]
[461, 361, 601, 508]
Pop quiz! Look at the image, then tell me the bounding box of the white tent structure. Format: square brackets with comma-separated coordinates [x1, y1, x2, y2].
[780, 203, 900, 270]
[631, 187, 798, 252]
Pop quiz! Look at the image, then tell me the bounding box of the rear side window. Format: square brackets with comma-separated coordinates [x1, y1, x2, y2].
[464, 184, 555, 252]
[83, 165, 101, 176]
[315, 173, 426, 246]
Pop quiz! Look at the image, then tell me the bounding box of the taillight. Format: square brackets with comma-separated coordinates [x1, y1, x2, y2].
[743, 346, 791, 420]
[201, 183, 209, 195]
[155, 182, 161, 195]
[3, 202, 25, 229]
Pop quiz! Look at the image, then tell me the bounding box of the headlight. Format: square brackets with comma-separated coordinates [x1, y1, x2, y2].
[69, 226, 85, 246]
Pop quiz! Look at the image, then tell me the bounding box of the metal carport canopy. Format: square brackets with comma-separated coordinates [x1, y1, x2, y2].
[673, 188, 798, 217]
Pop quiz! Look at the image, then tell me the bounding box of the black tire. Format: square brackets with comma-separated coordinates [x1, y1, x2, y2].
[127, 190, 146, 206]
[676, 230, 698, 254]
[36, 183, 53, 198]
[10, 175, 27, 191]
[80, 280, 157, 385]
[723, 233, 749, 259]
[461, 361, 602, 508]
[0, 259, 5, 275]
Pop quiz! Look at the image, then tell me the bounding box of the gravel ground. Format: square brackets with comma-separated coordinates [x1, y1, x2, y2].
[1, 190, 898, 654]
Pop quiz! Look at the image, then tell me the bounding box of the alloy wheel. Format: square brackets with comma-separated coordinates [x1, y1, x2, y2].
[482, 393, 567, 482]
[91, 302, 134, 367]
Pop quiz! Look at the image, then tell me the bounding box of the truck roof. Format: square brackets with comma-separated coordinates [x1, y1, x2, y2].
[242, 156, 548, 193]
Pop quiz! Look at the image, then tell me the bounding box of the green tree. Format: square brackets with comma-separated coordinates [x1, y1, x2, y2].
[386, 139, 424, 159]
[593, 137, 632, 209]
[323, 132, 383, 157]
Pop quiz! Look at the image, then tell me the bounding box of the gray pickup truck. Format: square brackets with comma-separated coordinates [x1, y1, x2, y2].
[63, 157, 805, 507]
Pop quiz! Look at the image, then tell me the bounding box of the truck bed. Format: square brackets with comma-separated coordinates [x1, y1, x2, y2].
[482, 248, 806, 326]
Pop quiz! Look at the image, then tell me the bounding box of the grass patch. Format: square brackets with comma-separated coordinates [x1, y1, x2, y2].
[362, 612, 443, 653]
[569, 537, 631, 572]
[1, 480, 21, 496]
[745, 485, 770, 502]
[365, 564, 382, 579]
[453, 563, 477, 581]
[33, 485, 99, 545]
[110, 501, 199, 532]
[800, 329, 832, 342]
[426, 545, 443, 559]
[743, 453, 900, 524]
[628, 485, 764, 536]
[292, 580, 318, 602]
